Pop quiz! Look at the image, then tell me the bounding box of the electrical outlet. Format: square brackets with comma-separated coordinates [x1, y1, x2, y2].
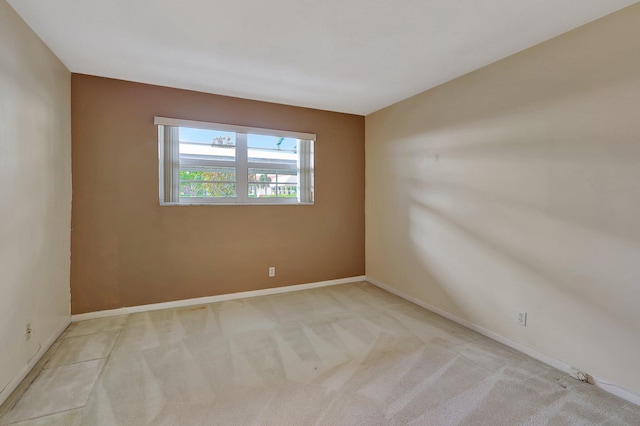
[25, 323, 32, 340]
[516, 311, 527, 326]
[268, 266, 276, 277]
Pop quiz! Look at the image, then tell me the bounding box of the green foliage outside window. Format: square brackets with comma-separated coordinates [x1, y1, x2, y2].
[180, 170, 297, 199]
[180, 170, 236, 198]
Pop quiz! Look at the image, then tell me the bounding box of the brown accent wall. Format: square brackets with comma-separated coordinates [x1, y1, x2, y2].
[71, 75, 364, 314]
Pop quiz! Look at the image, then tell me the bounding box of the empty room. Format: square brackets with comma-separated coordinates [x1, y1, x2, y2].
[1, 0, 639, 424]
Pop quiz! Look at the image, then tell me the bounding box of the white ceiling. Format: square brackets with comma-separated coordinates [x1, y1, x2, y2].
[8, 0, 637, 115]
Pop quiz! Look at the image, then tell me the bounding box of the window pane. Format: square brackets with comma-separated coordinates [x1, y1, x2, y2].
[249, 168, 272, 182]
[180, 166, 236, 181]
[275, 169, 298, 185]
[180, 166, 236, 198]
[180, 182, 236, 198]
[248, 168, 273, 198]
[277, 184, 297, 198]
[179, 127, 235, 162]
[248, 168, 297, 198]
[247, 134, 297, 165]
[248, 183, 277, 198]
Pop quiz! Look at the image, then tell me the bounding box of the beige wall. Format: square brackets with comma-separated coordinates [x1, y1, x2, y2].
[0, 0, 71, 403]
[366, 4, 640, 396]
[71, 75, 365, 314]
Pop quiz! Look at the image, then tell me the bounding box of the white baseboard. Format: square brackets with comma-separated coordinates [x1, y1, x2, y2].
[0, 318, 70, 407]
[366, 276, 640, 407]
[71, 276, 366, 322]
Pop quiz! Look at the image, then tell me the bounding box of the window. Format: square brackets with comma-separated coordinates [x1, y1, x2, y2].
[156, 117, 314, 205]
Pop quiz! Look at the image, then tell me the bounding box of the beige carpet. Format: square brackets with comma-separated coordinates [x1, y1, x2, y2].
[1, 282, 638, 425]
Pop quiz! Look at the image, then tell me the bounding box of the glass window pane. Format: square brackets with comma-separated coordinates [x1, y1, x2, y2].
[248, 183, 277, 198]
[248, 168, 275, 198]
[248, 168, 297, 198]
[247, 134, 297, 165]
[275, 169, 298, 185]
[180, 183, 236, 198]
[277, 184, 297, 198]
[248, 168, 274, 183]
[179, 127, 235, 162]
[180, 166, 236, 182]
[180, 166, 236, 198]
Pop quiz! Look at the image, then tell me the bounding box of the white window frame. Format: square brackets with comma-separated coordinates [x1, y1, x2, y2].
[155, 116, 315, 205]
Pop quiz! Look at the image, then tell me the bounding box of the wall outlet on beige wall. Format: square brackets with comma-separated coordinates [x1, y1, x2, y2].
[269, 267, 276, 277]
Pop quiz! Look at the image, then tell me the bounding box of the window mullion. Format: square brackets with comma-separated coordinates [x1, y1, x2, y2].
[236, 133, 248, 202]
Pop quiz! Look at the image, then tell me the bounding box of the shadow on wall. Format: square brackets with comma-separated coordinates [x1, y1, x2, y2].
[404, 175, 640, 330]
[381, 63, 640, 381]
[369, 10, 640, 391]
